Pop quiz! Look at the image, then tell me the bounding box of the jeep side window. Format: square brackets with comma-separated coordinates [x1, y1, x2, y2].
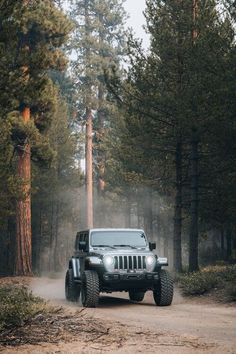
[75, 233, 84, 250]
[75, 234, 80, 250]
[84, 233, 89, 251]
[78, 233, 89, 252]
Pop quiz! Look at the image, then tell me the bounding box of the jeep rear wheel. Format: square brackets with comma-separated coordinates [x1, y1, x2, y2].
[65, 269, 80, 302]
[81, 270, 99, 308]
[153, 269, 173, 306]
[129, 291, 145, 302]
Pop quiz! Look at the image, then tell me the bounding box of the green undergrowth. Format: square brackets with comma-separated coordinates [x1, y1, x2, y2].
[177, 265, 236, 301]
[0, 284, 47, 331]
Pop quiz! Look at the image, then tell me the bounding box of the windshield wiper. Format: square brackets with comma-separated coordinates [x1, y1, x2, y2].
[113, 244, 137, 249]
[92, 244, 116, 249]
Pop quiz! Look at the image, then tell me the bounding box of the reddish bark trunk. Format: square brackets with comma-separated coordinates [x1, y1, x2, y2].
[15, 107, 32, 275]
[86, 108, 93, 228]
[97, 84, 106, 195]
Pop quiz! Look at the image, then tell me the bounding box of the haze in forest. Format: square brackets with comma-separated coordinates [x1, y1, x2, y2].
[0, 0, 235, 277]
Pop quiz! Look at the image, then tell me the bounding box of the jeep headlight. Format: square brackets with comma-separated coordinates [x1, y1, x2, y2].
[103, 255, 115, 271]
[146, 255, 156, 272]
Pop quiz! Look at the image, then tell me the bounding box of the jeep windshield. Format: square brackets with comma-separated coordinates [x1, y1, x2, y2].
[91, 230, 147, 248]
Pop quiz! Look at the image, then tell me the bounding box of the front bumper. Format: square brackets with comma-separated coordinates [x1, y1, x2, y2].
[103, 271, 159, 282]
[100, 271, 160, 291]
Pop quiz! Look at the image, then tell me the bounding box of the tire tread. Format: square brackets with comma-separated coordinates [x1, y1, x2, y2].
[82, 270, 99, 307]
[153, 269, 173, 306]
[65, 269, 79, 302]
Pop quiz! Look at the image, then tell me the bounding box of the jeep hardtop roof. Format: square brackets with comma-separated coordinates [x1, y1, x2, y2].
[77, 228, 145, 234]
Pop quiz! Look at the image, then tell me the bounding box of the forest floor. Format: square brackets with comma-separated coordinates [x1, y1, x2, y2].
[0, 276, 236, 354]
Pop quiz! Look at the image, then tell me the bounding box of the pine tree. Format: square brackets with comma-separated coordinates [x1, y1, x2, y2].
[32, 90, 83, 273]
[0, 0, 72, 275]
[69, 0, 126, 227]
[107, 0, 236, 271]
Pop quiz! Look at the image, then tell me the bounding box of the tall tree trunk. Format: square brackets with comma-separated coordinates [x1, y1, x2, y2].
[137, 198, 142, 228]
[226, 228, 232, 261]
[7, 216, 16, 276]
[188, 0, 199, 272]
[220, 227, 225, 260]
[95, 85, 105, 227]
[84, 0, 93, 228]
[53, 201, 60, 272]
[156, 214, 161, 252]
[32, 199, 42, 274]
[144, 188, 153, 241]
[189, 132, 199, 272]
[173, 141, 183, 272]
[15, 107, 32, 275]
[86, 108, 93, 228]
[97, 84, 106, 195]
[15, 0, 32, 275]
[163, 218, 169, 260]
[97, 5, 106, 195]
[125, 194, 131, 228]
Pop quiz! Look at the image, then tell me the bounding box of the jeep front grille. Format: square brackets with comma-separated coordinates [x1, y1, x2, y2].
[114, 255, 146, 271]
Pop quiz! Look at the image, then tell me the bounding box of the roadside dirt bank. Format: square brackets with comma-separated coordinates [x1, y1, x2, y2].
[0, 276, 235, 353]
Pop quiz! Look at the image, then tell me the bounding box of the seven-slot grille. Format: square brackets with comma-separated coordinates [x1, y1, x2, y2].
[114, 255, 146, 270]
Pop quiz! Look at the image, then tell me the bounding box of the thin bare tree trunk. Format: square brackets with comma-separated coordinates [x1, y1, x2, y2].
[220, 227, 225, 260]
[97, 84, 106, 195]
[173, 141, 182, 272]
[189, 132, 199, 272]
[53, 201, 60, 272]
[86, 108, 93, 228]
[125, 193, 131, 228]
[188, 0, 199, 272]
[226, 228, 232, 261]
[144, 188, 153, 241]
[163, 218, 169, 260]
[15, 107, 32, 275]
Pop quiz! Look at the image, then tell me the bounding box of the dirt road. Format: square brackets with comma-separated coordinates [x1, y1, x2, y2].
[25, 277, 236, 354]
[1, 277, 235, 354]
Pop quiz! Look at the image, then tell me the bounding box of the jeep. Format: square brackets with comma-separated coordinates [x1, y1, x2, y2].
[65, 228, 173, 307]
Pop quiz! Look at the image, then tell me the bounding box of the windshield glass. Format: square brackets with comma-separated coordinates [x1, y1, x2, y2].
[91, 230, 147, 248]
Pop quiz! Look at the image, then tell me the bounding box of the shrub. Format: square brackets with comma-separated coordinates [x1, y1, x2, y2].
[225, 283, 236, 301]
[178, 271, 218, 295]
[0, 285, 46, 331]
[178, 265, 236, 298]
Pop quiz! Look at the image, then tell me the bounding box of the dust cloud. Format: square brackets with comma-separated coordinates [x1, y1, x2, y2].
[30, 275, 65, 301]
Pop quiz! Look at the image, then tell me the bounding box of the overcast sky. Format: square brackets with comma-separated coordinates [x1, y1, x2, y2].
[123, 0, 149, 49]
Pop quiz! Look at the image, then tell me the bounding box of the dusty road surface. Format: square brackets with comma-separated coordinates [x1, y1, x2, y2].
[2, 277, 236, 354]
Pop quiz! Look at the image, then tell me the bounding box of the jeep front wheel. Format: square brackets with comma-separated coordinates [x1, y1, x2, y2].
[153, 269, 173, 306]
[81, 270, 99, 308]
[65, 269, 80, 302]
[129, 291, 145, 302]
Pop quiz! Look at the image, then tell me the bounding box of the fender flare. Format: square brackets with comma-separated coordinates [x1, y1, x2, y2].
[69, 258, 81, 279]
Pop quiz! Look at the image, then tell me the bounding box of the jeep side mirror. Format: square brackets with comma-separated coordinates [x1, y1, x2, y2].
[79, 241, 87, 251]
[149, 242, 156, 251]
